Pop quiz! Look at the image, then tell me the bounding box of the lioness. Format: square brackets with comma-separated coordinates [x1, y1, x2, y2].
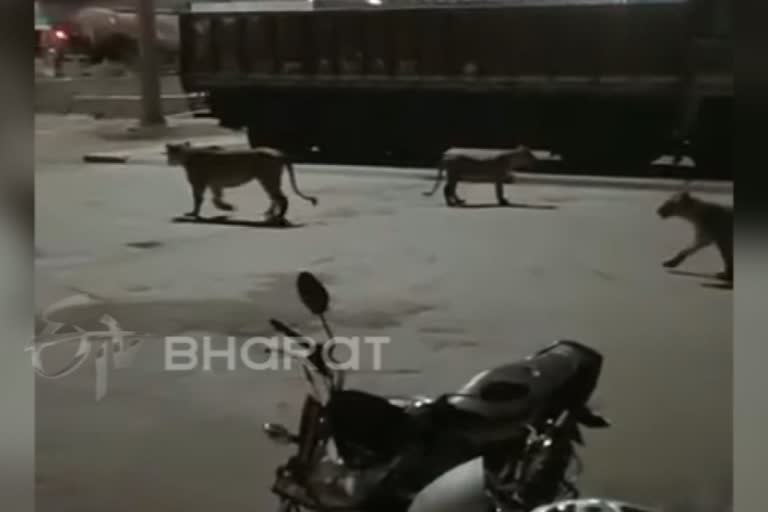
[165, 142, 318, 222]
[657, 189, 733, 281]
[423, 146, 537, 206]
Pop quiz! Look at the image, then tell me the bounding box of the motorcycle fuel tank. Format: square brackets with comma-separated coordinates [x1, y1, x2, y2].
[447, 340, 603, 422]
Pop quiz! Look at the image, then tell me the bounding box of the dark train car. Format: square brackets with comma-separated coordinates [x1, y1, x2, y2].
[178, 0, 732, 177]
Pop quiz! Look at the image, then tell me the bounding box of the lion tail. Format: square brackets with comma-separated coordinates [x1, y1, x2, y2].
[285, 161, 318, 206]
[423, 162, 446, 197]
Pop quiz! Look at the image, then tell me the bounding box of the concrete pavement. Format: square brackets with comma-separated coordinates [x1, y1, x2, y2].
[35, 73, 193, 118]
[34, 114, 235, 165]
[35, 151, 732, 512]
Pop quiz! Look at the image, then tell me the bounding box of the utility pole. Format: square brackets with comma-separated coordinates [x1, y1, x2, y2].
[137, 0, 165, 126]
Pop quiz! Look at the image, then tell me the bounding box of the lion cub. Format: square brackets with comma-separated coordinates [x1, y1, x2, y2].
[166, 142, 317, 223]
[423, 146, 537, 207]
[657, 190, 732, 281]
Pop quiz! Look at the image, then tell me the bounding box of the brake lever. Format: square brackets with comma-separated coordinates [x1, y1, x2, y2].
[270, 318, 312, 349]
[270, 318, 332, 381]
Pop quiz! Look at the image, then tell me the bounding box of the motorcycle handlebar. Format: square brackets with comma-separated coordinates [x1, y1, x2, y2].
[270, 319, 309, 345]
[269, 317, 339, 394]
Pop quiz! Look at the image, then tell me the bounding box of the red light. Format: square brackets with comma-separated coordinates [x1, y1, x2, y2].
[54, 30, 68, 40]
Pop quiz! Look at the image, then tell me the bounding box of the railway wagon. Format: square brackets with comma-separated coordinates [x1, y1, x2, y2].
[179, 0, 732, 177]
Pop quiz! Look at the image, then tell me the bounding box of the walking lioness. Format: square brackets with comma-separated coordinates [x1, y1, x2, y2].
[165, 143, 318, 223]
[657, 188, 733, 281]
[423, 146, 537, 206]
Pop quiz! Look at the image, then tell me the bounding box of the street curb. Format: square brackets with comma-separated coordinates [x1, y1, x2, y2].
[82, 140, 732, 194]
[81, 134, 242, 164]
[512, 172, 732, 194]
[310, 166, 732, 194]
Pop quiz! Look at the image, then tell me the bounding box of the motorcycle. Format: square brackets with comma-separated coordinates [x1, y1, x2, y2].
[263, 271, 611, 512]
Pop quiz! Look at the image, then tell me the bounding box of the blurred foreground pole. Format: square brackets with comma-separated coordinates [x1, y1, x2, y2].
[137, 0, 166, 126]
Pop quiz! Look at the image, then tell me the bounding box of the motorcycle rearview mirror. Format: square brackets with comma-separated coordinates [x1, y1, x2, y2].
[263, 423, 299, 445]
[270, 318, 332, 379]
[297, 271, 330, 316]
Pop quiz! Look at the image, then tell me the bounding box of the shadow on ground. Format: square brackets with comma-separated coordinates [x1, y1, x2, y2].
[667, 269, 719, 279]
[452, 202, 558, 210]
[701, 282, 733, 291]
[172, 215, 305, 229]
[667, 269, 733, 291]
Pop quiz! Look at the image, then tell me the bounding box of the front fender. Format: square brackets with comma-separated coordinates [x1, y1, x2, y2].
[407, 458, 488, 512]
[531, 498, 662, 511]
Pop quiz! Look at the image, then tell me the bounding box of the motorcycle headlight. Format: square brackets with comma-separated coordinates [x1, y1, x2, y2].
[305, 456, 391, 508]
[274, 456, 391, 510]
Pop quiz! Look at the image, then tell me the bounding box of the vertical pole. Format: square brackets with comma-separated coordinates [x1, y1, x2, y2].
[137, 0, 165, 126]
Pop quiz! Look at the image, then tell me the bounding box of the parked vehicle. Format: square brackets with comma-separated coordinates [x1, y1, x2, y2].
[177, 0, 732, 178]
[36, 1, 69, 76]
[51, 6, 180, 68]
[263, 271, 610, 511]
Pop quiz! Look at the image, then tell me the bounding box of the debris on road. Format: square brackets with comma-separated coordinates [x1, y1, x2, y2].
[83, 153, 129, 164]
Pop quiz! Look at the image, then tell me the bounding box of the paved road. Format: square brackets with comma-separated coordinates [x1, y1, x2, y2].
[35, 154, 732, 512]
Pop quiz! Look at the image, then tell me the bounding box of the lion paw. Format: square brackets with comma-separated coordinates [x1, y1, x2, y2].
[663, 257, 683, 268]
[716, 270, 733, 282]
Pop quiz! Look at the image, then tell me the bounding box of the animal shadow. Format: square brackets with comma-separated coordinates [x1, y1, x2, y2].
[667, 269, 718, 280]
[125, 240, 164, 250]
[455, 202, 558, 210]
[172, 215, 304, 229]
[701, 281, 733, 290]
[667, 269, 733, 290]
